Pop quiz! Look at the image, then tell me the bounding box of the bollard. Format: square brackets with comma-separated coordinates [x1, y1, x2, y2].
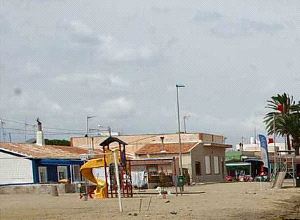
[51, 185, 59, 197]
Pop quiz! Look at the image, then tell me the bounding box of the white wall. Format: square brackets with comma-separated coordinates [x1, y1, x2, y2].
[235, 143, 286, 152]
[0, 151, 34, 185]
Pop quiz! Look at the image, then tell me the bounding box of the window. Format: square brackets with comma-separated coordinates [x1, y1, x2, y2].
[57, 166, 68, 180]
[214, 156, 219, 174]
[72, 165, 81, 182]
[195, 161, 201, 176]
[38, 166, 48, 183]
[205, 156, 211, 174]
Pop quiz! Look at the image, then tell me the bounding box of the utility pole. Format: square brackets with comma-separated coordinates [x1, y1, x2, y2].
[86, 115, 96, 153]
[24, 118, 27, 142]
[183, 115, 190, 133]
[176, 84, 185, 177]
[0, 119, 5, 142]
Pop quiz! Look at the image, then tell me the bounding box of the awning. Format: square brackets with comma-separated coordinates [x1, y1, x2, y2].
[226, 162, 251, 167]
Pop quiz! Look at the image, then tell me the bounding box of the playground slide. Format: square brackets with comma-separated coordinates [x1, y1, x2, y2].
[80, 153, 114, 198]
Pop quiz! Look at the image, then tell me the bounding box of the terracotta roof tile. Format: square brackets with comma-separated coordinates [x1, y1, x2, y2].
[0, 142, 94, 159]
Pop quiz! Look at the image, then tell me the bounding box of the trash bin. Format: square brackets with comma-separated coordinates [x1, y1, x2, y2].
[296, 177, 300, 187]
[177, 175, 185, 187]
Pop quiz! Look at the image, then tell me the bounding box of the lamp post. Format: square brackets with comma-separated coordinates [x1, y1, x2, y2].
[86, 115, 96, 153]
[176, 84, 185, 178]
[84, 115, 95, 201]
[98, 125, 112, 136]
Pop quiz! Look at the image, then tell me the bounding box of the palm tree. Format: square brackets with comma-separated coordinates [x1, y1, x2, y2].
[264, 93, 295, 150]
[280, 111, 300, 155]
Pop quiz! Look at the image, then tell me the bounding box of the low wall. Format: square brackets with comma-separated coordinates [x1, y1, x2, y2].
[0, 183, 76, 194]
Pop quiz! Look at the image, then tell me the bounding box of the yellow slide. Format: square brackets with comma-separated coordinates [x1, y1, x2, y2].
[80, 152, 114, 199]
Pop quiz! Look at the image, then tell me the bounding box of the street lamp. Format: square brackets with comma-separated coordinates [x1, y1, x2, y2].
[86, 115, 96, 142]
[86, 116, 96, 153]
[98, 125, 112, 137]
[176, 84, 185, 178]
[84, 115, 96, 201]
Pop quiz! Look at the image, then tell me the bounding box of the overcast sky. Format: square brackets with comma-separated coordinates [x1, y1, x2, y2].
[0, 1, 300, 144]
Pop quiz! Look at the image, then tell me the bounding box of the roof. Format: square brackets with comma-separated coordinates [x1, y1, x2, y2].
[99, 136, 128, 147]
[0, 142, 92, 159]
[203, 143, 232, 148]
[135, 142, 199, 155]
[71, 132, 226, 154]
[130, 158, 175, 166]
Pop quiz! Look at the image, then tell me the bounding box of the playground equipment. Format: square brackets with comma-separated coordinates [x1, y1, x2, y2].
[271, 150, 296, 188]
[80, 136, 133, 199]
[80, 153, 113, 198]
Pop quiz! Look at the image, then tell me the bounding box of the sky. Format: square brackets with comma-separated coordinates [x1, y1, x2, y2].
[0, 0, 300, 144]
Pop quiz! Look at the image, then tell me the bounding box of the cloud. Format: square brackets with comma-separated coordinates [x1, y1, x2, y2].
[193, 10, 223, 23]
[193, 10, 284, 38]
[59, 20, 161, 63]
[54, 73, 130, 89]
[101, 97, 135, 119]
[99, 37, 160, 63]
[25, 62, 41, 77]
[211, 18, 284, 38]
[1, 1, 299, 144]
[61, 20, 101, 45]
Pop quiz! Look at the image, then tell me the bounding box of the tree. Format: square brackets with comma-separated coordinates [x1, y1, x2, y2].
[264, 93, 294, 151]
[280, 112, 300, 155]
[45, 139, 70, 146]
[264, 93, 300, 155]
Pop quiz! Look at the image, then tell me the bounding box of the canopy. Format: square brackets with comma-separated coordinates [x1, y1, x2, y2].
[226, 162, 251, 167]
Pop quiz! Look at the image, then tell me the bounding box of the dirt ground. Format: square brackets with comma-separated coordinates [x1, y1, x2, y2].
[0, 182, 300, 220]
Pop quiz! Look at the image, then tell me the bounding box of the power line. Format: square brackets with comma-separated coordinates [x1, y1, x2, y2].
[0, 118, 35, 126]
[43, 127, 85, 132]
[0, 117, 86, 133]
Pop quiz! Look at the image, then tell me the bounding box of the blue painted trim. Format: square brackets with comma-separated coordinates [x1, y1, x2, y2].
[31, 160, 39, 183]
[39, 159, 83, 166]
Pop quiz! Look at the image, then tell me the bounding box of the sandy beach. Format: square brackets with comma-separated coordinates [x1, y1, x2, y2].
[0, 182, 299, 220]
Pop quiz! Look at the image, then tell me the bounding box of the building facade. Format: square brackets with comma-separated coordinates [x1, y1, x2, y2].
[135, 142, 231, 183]
[0, 143, 86, 185]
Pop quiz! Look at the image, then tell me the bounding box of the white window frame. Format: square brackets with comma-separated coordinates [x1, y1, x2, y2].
[72, 165, 81, 182]
[38, 166, 48, 183]
[205, 156, 211, 174]
[214, 156, 220, 174]
[57, 166, 68, 181]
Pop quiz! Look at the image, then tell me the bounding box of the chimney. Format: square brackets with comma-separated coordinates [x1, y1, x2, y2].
[160, 136, 166, 153]
[36, 118, 45, 146]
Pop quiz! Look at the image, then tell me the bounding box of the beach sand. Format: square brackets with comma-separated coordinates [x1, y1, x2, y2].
[0, 182, 299, 220]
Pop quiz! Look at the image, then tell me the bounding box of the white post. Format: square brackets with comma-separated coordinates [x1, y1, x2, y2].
[113, 149, 123, 212]
[70, 165, 73, 183]
[273, 114, 277, 176]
